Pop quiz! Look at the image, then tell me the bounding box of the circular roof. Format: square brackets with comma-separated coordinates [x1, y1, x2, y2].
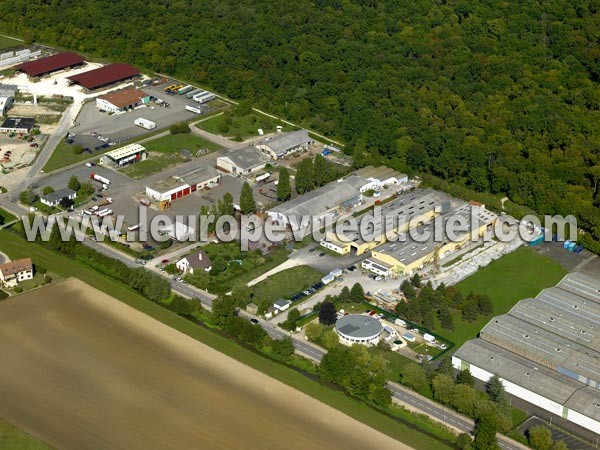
[335, 314, 383, 339]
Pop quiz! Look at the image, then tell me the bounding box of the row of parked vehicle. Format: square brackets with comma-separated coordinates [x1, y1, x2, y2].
[289, 281, 325, 303]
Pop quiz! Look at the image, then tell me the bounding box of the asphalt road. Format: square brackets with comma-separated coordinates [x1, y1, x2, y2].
[0, 198, 522, 449]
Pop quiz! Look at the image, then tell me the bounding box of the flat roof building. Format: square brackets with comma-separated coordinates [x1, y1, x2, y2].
[0, 84, 17, 97]
[369, 203, 496, 276]
[96, 88, 150, 113]
[321, 189, 452, 256]
[453, 272, 600, 435]
[17, 52, 84, 78]
[256, 130, 313, 160]
[216, 146, 269, 175]
[0, 117, 35, 133]
[100, 143, 147, 167]
[335, 314, 383, 346]
[68, 63, 140, 91]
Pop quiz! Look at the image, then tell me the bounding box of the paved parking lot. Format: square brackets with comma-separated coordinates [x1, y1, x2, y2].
[519, 416, 597, 450]
[71, 83, 221, 148]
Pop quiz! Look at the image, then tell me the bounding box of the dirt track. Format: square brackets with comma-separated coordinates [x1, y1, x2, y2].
[0, 279, 413, 450]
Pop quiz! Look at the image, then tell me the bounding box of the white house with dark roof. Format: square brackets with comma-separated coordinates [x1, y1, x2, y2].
[176, 249, 212, 274]
[273, 299, 291, 312]
[40, 188, 77, 207]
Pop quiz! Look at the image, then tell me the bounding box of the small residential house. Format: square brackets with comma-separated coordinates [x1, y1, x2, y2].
[273, 299, 292, 313]
[40, 188, 77, 207]
[176, 249, 212, 274]
[246, 302, 259, 315]
[0, 258, 33, 287]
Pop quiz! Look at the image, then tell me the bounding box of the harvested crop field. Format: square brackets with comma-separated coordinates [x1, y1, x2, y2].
[0, 279, 412, 450]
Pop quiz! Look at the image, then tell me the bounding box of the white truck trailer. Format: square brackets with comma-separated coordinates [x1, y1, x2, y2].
[134, 118, 156, 130]
[185, 105, 202, 114]
[178, 85, 194, 95]
[90, 173, 110, 185]
[193, 92, 216, 104]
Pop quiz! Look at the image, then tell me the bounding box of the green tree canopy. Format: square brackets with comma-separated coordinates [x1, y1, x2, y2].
[239, 181, 256, 214]
[276, 167, 291, 201]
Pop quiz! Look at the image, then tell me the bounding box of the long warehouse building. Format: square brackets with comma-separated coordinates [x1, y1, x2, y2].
[17, 52, 84, 78]
[453, 272, 600, 434]
[68, 63, 140, 91]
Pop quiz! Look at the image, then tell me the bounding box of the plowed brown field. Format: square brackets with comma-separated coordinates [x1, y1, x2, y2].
[0, 279, 413, 450]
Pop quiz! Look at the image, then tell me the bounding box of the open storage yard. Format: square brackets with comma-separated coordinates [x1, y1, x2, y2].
[0, 279, 412, 450]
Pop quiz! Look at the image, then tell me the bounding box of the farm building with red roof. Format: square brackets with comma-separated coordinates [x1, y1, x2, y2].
[17, 52, 84, 78]
[67, 64, 140, 91]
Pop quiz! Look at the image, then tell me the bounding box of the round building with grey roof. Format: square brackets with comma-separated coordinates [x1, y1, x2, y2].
[335, 314, 383, 346]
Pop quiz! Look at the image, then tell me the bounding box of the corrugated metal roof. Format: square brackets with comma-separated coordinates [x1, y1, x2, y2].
[68, 64, 140, 89]
[17, 52, 84, 77]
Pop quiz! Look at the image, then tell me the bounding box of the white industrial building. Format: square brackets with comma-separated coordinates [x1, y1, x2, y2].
[453, 272, 600, 434]
[96, 88, 150, 113]
[216, 146, 269, 175]
[335, 314, 383, 346]
[146, 165, 220, 203]
[100, 143, 147, 167]
[256, 129, 313, 160]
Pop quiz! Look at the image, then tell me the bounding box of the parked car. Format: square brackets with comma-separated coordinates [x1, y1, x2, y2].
[161, 259, 169, 264]
[250, 318, 259, 325]
[318, 252, 326, 257]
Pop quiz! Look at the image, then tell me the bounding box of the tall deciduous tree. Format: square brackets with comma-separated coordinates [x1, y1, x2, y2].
[68, 175, 81, 191]
[350, 283, 365, 302]
[277, 167, 291, 201]
[295, 157, 313, 194]
[473, 403, 499, 450]
[220, 192, 235, 216]
[312, 153, 327, 187]
[239, 181, 256, 214]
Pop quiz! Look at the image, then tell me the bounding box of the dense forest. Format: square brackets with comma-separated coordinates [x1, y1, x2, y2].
[2, 0, 600, 246]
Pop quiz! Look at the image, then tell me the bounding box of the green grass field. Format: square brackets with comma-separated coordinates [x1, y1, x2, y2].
[0, 207, 17, 224]
[143, 133, 221, 153]
[42, 141, 92, 173]
[0, 35, 21, 50]
[440, 246, 567, 346]
[0, 419, 54, 450]
[248, 266, 323, 308]
[123, 133, 222, 179]
[197, 110, 292, 140]
[0, 231, 452, 450]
